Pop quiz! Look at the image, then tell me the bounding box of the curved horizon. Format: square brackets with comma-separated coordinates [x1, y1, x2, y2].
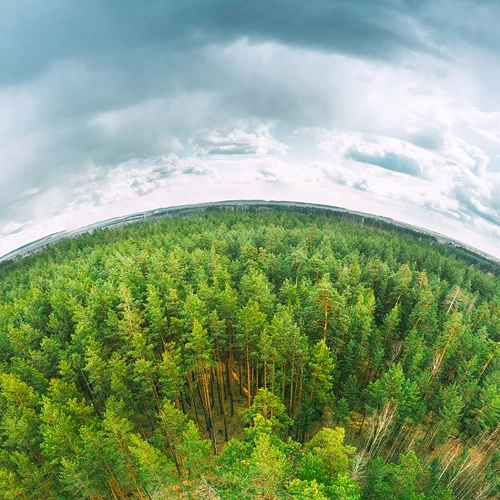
[2, 199, 500, 266]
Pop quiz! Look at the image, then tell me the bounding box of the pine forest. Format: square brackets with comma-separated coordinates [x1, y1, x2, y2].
[0, 204, 499, 499]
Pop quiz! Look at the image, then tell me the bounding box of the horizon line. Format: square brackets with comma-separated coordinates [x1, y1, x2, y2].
[1, 199, 499, 267]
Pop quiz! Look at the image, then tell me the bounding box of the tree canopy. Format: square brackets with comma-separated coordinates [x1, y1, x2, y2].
[0, 205, 499, 498]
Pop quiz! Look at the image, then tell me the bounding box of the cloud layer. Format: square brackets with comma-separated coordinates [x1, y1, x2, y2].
[1, 1, 499, 258]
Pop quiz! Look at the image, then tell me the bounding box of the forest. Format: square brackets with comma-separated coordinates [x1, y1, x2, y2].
[0, 205, 499, 499]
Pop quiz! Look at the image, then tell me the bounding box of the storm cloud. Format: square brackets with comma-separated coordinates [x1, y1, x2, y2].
[1, 0, 500, 258]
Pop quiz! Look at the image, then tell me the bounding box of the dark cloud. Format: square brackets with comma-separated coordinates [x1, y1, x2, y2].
[452, 187, 500, 226]
[0, 0, 476, 87]
[178, 0, 431, 60]
[0, 1, 187, 86]
[345, 149, 422, 177]
[2, 1, 498, 100]
[417, 0, 500, 55]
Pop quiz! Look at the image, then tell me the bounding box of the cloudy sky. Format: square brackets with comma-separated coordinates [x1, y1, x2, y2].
[1, 0, 500, 259]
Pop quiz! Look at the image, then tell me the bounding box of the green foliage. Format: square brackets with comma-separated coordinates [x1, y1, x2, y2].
[364, 452, 424, 500]
[243, 388, 293, 439]
[287, 478, 330, 499]
[304, 427, 355, 481]
[0, 206, 499, 498]
[249, 433, 290, 498]
[308, 340, 335, 408]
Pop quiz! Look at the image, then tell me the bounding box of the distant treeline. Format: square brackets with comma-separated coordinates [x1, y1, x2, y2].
[4, 201, 498, 275]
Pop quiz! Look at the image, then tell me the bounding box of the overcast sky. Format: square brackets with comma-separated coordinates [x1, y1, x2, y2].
[1, 0, 500, 259]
